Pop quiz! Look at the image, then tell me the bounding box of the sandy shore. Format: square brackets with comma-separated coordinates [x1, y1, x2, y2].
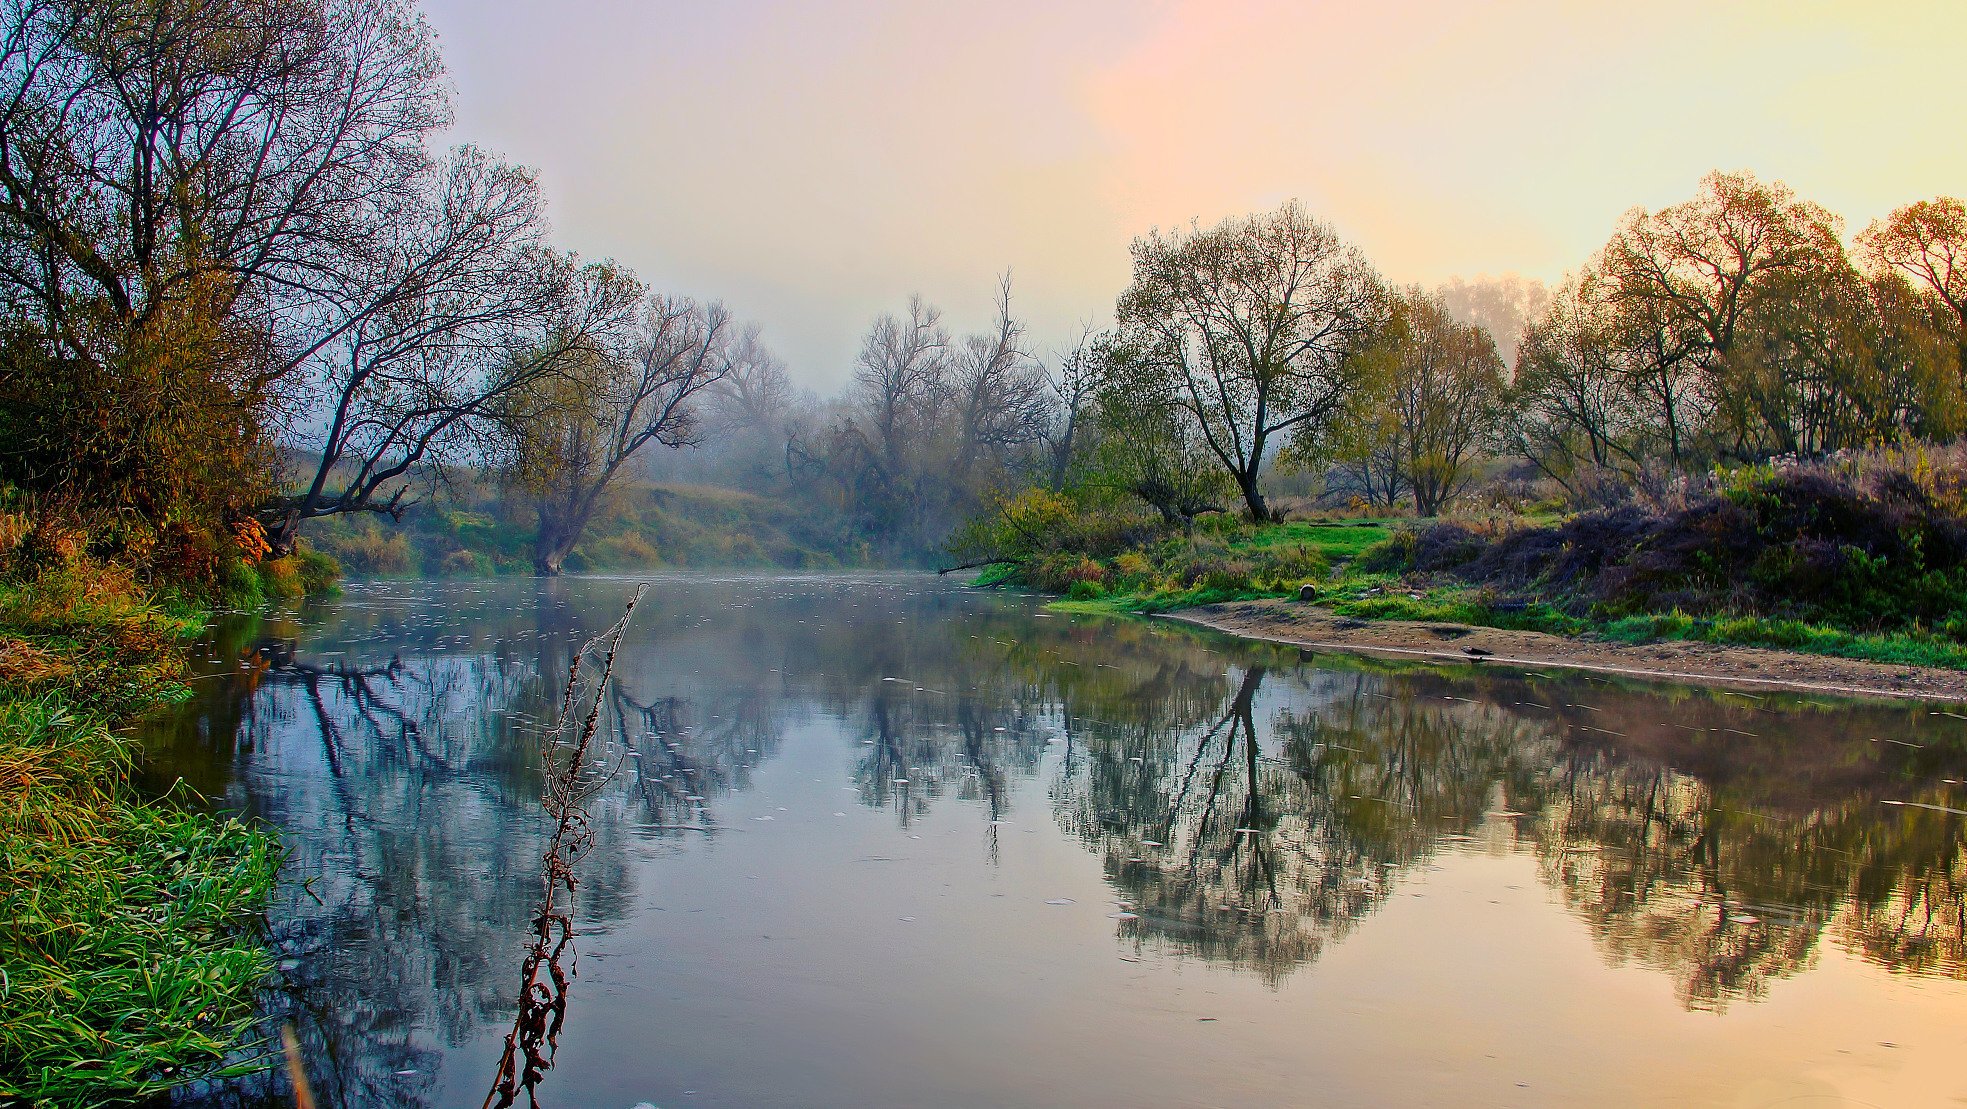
[1162, 600, 1967, 704]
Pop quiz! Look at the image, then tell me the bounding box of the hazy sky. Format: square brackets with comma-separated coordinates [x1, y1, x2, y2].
[417, 0, 1967, 389]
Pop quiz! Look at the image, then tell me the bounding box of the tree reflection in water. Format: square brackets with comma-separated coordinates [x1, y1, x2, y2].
[142, 576, 1967, 1104]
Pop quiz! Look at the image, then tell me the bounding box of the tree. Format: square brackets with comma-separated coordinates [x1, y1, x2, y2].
[1114, 201, 1386, 521]
[1595, 171, 1843, 469]
[1860, 198, 1967, 376]
[0, 0, 447, 528]
[1318, 290, 1506, 515]
[1435, 273, 1550, 366]
[1085, 337, 1232, 527]
[1504, 277, 1648, 499]
[1040, 325, 1098, 492]
[951, 274, 1050, 475]
[503, 295, 736, 575]
[262, 150, 641, 553]
[853, 294, 950, 472]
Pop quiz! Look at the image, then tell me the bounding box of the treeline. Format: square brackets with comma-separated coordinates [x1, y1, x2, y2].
[0, 0, 763, 585]
[952, 174, 1967, 562]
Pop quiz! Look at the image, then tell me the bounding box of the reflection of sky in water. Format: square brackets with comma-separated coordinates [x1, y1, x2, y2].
[148, 573, 1967, 1108]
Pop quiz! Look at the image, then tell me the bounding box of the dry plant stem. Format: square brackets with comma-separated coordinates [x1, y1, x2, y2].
[484, 585, 647, 1109]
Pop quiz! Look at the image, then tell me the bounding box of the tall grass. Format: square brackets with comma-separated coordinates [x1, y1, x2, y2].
[0, 562, 280, 1105]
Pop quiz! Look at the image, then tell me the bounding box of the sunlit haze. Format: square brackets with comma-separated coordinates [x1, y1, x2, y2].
[419, 0, 1959, 386]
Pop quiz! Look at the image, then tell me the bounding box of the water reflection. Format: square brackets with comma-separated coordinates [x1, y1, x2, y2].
[142, 575, 1967, 1105]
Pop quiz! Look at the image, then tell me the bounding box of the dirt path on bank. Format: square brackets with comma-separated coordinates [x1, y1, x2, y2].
[1163, 600, 1967, 704]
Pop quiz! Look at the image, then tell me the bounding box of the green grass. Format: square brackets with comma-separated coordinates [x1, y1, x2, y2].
[1599, 610, 1967, 670]
[0, 563, 281, 1105]
[1222, 520, 1394, 562]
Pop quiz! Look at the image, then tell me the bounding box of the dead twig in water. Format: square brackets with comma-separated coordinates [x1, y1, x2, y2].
[484, 586, 646, 1109]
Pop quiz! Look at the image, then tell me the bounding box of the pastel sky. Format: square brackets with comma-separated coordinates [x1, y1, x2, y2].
[418, 0, 1967, 389]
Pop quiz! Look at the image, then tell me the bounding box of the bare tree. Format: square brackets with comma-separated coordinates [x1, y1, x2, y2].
[853, 294, 949, 470]
[506, 296, 736, 575]
[261, 150, 644, 552]
[1041, 324, 1099, 491]
[951, 273, 1050, 471]
[1114, 201, 1387, 521]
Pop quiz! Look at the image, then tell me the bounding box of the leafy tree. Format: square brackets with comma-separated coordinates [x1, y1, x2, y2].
[1595, 171, 1844, 470]
[1860, 197, 1967, 374]
[1313, 289, 1506, 515]
[0, 0, 447, 535]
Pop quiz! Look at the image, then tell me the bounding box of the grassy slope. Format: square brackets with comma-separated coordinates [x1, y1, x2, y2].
[1025, 518, 1967, 672]
[0, 565, 279, 1105]
[305, 479, 864, 577]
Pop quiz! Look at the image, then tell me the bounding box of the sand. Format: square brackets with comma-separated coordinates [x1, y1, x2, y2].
[1162, 600, 1967, 704]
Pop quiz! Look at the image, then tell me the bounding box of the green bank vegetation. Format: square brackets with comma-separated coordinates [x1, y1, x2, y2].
[0, 550, 280, 1105]
[969, 447, 1967, 672]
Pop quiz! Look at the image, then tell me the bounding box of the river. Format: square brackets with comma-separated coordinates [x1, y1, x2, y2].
[142, 572, 1967, 1107]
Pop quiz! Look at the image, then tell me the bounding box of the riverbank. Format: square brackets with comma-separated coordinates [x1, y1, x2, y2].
[1160, 599, 1967, 703]
[0, 562, 279, 1104]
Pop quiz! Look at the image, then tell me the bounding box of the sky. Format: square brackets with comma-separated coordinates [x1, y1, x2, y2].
[417, 0, 1967, 390]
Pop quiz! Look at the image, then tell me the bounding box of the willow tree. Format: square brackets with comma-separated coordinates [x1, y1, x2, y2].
[503, 296, 736, 575]
[1113, 202, 1386, 521]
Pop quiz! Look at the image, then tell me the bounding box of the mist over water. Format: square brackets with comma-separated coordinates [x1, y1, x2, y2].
[147, 573, 1967, 1107]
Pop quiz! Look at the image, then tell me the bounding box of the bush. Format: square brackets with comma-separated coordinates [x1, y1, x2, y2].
[1439, 450, 1967, 635]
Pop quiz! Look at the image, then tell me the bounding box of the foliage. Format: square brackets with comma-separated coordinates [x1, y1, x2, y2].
[499, 295, 738, 574]
[304, 476, 861, 576]
[973, 494, 1389, 611]
[1304, 288, 1507, 514]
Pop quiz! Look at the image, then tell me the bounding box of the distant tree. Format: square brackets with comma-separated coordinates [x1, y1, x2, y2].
[854, 294, 951, 471]
[1114, 201, 1386, 521]
[1316, 290, 1506, 515]
[1041, 325, 1100, 492]
[1434, 274, 1550, 366]
[951, 275, 1051, 474]
[503, 296, 735, 574]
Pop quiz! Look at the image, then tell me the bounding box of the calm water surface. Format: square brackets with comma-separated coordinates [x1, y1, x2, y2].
[142, 573, 1967, 1108]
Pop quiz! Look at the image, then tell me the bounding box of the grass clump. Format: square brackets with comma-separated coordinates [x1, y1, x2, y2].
[0, 560, 280, 1105]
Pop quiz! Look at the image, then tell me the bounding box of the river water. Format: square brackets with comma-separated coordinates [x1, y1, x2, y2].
[142, 572, 1967, 1108]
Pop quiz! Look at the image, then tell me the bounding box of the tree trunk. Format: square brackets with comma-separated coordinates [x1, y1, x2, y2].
[1234, 468, 1270, 522]
[533, 511, 573, 576]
